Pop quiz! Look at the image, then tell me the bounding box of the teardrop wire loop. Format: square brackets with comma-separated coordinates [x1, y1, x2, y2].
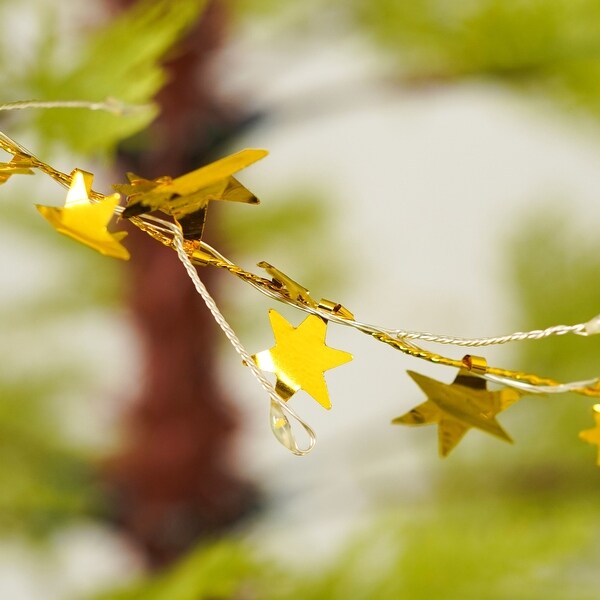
[269, 399, 316, 456]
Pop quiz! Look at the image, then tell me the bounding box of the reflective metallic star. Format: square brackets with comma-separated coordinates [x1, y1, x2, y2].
[118, 148, 267, 241]
[0, 153, 34, 184]
[257, 261, 317, 307]
[252, 309, 353, 409]
[257, 261, 355, 319]
[579, 404, 600, 466]
[36, 169, 129, 260]
[393, 370, 521, 457]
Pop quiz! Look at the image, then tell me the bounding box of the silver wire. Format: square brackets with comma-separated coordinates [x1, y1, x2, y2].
[193, 241, 590, 347]
[482, 373, 600, 394]
[168, 224, 316, 456]
[0, 98, 149, 115]
[389, 323, 587, 347]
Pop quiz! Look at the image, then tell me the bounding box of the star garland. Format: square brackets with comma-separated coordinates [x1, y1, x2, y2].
[3, 126, 600, 462]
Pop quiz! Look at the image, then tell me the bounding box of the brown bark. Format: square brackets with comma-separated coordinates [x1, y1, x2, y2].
[104, 0, 256, 567]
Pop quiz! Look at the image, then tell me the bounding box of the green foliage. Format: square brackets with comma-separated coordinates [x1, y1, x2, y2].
[0, 190, 122, 537]
[93, 540, 272, 600]
[500, 206, 600, 464]
[236, 0, 600, 117]
[507, 207, 600, 379]
[6, 0, 206, 155]
[351, 0, 600, 117]
[220, 188, 348, 288]
[0, 377, 96, 537]
[220, 190, 327, 255]
[353, 1, 594, 74]
[397, 499, 600, 600]
[94, 498, 600, 599]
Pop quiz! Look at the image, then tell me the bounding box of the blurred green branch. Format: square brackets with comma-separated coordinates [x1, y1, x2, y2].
[93, 499, 600, 600]
[2, 0, 206, 155]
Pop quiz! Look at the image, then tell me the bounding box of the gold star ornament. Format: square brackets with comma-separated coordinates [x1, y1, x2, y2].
[118, 148, 267, 241]
[579, 404, 600, 466]
[258, 261, 316, 306]
[393, 370, 521, 457]
[0, 153, 34, 184]
[36, 169, 129, 260]
[252, 310, 352, 409]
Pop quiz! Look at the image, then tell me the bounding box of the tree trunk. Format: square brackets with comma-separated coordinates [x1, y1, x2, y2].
[104, 0, 256, 568]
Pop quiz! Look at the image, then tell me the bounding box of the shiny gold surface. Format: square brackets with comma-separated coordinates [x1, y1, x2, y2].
[118, 148, 267, 240]
[0, 154, 35, 184]
[257, 261, 317, 307]
[36, 169, 129, 260]
[252, 310, 353, 410]
[462, 354, 488, 374]
[393, 370, 521, 457]
[317, 299, 355, 320]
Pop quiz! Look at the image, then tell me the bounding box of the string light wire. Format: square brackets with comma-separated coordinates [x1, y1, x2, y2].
[0, 98, 150, 115]
[2, 122, 600, 455]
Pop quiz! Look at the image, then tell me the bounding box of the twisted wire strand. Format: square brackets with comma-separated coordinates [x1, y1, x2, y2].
[189, 241, 592, 348]
[185, 241, 591, 348]
[482, 373, 599, 394]
[390, 323, 587, 347]
[0, 98, 149, 115]
[168, 225, 316, 455]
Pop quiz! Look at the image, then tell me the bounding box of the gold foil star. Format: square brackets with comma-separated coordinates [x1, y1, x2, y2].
[393, 370, 521, 457]
[252, 309, 352, 409]
[118, 148, 267, 241]
[36, 169, 129, 260]
[579, 404, 600, 466]
[0, 153, 34, 184]
[257, 261, 355, 319]
[257, 261, 317, 307]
